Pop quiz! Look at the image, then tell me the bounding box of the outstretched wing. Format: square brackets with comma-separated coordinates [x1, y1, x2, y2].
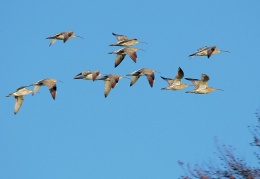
[145, 73, 155, 87]
[104, 80, 112, 98]
[14, 96, 24, 114]
[185, 78, 200, 89]
[115, 54, 126, 68]
[112, 33, 128, 41]
[46, 32, 63, 39]
[125, 49, 137, 62]
[130, 76, 140, 87]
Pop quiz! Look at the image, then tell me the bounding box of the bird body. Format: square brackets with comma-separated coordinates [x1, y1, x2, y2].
[30, 78, 57, 100]
[74, 70, 101, 81]
[126, 68, 157, 87]
[46, 31, 84, 46]
[185, 74, 222, 94]
[6, 86, 32, 114]
[97, 74, 123, 97]
[108, 47, 143, 67]
[189, 46, 230, 58]
[161, 67, 188, 90]
[186, 87, 217, 94]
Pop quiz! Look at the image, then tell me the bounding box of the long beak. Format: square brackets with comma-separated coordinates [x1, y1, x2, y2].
[220, 50, 230, 53]
[57, 80, 64, 83]
[122, 76, 131, 80]
[154, 70, 161, 74]
[75, 35, 84, 39]
[137, 48, 146, 52]
[139, 41, 148, 44]
[216, 88, 224, 91]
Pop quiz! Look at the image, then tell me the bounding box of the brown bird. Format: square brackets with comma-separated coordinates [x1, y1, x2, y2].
[108, 47, 144, 67]
[30, 78, 57, 100]
[189, 46, 230, 58]
[74, 70, 101, 81]
[97, 74, 124, 97]
[185, 74, 223, 94]
[161, 67, 188, 90]
[109, 32, 147, 46]
[126, 68, 159, 87]
[6, 86, 32, 114]
[46, 31, 84, 46]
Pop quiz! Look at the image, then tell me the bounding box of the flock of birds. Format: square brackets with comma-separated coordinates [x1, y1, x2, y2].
[6, 31, 230, 114]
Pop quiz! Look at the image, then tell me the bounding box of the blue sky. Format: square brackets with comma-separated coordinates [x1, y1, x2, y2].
[1, 1, 260, 178]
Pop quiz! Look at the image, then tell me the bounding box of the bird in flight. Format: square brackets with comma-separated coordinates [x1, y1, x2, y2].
[97, 74, 124, 98]
[46, 31, 84, 46]
[6, 86, 32, 114]
[161, 67, 188, 90]
[126, 68, 159, 87]
[30, 78, 58, 100]
[189, 46, 230, 58]
[108, 47, 144, 67]
[109, 32, 147, 47]
[74, 70, 101, 81]
[185, 74, 223, 94]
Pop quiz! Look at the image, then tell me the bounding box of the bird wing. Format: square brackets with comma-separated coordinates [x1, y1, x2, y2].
[49, 85, 56, 100]
[176, 67, 184, 79]
[91, 71, 100, 81]
[112, 33, 128, 41]
[185, 78, 201, 89]
[125, 50, 137, 62]
[201, 74, 210, 82]
[126, 69, 142, 76]
[63, 32, 70, 43]
[110, 76, 119, 88]
[197, 46, 208, 52]
[207, 46, 216, 58]
[42, 79, 57, 100]
[49, 39, 57, 46]
[14, 96, 24, 114]
[198, 74, 210, 89]
[160, 76, 174, 86]
[74, 71, 90, 79]
[145, 73, 155, 87]
[46, 32, 63, 39]
[32, 85, 41, 95]
[130, 76, 140, 87]
[104, 80, 112, 98]
[115, 54, 126, 67]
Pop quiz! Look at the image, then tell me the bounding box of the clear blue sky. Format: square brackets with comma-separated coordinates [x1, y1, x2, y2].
[1, 1, 260, 178]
